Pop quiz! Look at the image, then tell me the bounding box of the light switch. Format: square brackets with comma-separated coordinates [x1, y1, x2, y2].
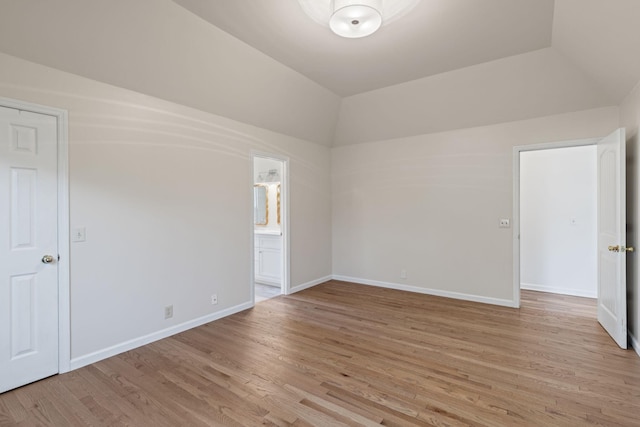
[499, 219, 510, 228]
[72, 227, 86, 242]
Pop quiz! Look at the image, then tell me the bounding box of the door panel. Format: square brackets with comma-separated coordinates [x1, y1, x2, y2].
[11, 274, 38, 358]
[11, 167, 37, 249]
[0, 106, 59, 393]
[597, 128, 627, 349]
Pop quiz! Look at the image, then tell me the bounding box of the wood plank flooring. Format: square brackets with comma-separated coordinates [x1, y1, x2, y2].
[1, 281, 640, 426]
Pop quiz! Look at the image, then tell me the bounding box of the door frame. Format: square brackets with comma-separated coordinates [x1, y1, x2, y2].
[512, 137, 600, 307]
[1, 97, 70, 374]
[250, 151, 290, 300]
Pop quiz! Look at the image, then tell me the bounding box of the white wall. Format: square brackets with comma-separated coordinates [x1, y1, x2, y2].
[332, 107, 619, 306]
[620, 80, 640, 354]
[520, 146, 597, 298]
[0, 52, 332, 366]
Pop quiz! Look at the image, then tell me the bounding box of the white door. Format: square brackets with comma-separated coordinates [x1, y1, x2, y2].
[0, 106, 59, 393]
[597, 128, 627, 349]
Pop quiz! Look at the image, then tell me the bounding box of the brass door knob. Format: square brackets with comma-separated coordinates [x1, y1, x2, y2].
[41, 255, 55, 264]
[607, 245, 634, 253]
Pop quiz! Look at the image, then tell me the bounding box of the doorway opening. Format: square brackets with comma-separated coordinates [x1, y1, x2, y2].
[519, 145, 597, 298]
[252, 153, 289, 303]
[513, 137, 599, 307]
[513, 129, 629, 349]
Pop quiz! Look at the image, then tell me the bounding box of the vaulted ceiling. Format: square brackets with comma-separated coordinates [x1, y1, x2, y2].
[173, 0, 640, 103]
[0, 0, 639, 146]
[173, 0, 555, 96]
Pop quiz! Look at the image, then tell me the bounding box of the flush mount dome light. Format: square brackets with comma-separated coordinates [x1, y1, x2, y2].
[298, 0, 419, 38]
[330, 0, 382, 38]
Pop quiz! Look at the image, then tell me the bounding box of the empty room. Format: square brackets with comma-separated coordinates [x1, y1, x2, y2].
[1, 0, 640, 425]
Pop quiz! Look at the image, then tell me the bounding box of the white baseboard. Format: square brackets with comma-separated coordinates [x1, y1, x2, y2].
[69, 301, 253, 371]
[289, 275, 332, 294]
[332, 275, 517, 308]
[630, 332, 640, 359]
[521, 282, 596, 298]
[70, 274, 333, 371]
[67, 277, 636, 371]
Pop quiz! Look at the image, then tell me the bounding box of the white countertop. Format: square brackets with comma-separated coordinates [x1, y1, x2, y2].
[254, 229, 282, 236]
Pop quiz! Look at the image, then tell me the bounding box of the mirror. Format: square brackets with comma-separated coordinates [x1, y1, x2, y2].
[254, 184, 268, 226]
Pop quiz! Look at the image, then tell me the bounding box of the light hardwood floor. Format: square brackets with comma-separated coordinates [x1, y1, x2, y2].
[1, 281, 639, 426]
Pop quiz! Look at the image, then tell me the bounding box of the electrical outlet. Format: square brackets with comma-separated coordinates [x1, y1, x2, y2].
[400, 269, 407, 279]
[164, 305, 173, 319]
[499, 219, 510, 228]
[211, 294, 218, 305]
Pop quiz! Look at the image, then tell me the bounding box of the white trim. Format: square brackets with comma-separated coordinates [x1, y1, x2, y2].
[290, 275, 332, 294]
[0, 97, 71, 374]
[512, 137, 600, 308]
[332, 275, 517, 308]
[249, 153, 256, 304]
[250, 152, 290, 298]
[56, 108, 71, 374]
[69, 301, 253, 370]
[520, 283, 596, 299]
[630, 332, 640, 359]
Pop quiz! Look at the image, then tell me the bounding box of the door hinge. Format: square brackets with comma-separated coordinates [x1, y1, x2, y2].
[57, 254, 60, 261]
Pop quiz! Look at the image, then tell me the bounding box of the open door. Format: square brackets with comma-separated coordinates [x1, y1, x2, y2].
[597, 128, 628, 349]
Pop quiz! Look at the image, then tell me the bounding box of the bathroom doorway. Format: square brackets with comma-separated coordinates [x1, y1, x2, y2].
[252, 153, 288, 303]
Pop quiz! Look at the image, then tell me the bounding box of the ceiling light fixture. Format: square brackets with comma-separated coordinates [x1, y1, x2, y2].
[330, 0, 382, 38]
[298, 0, 419, 39]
